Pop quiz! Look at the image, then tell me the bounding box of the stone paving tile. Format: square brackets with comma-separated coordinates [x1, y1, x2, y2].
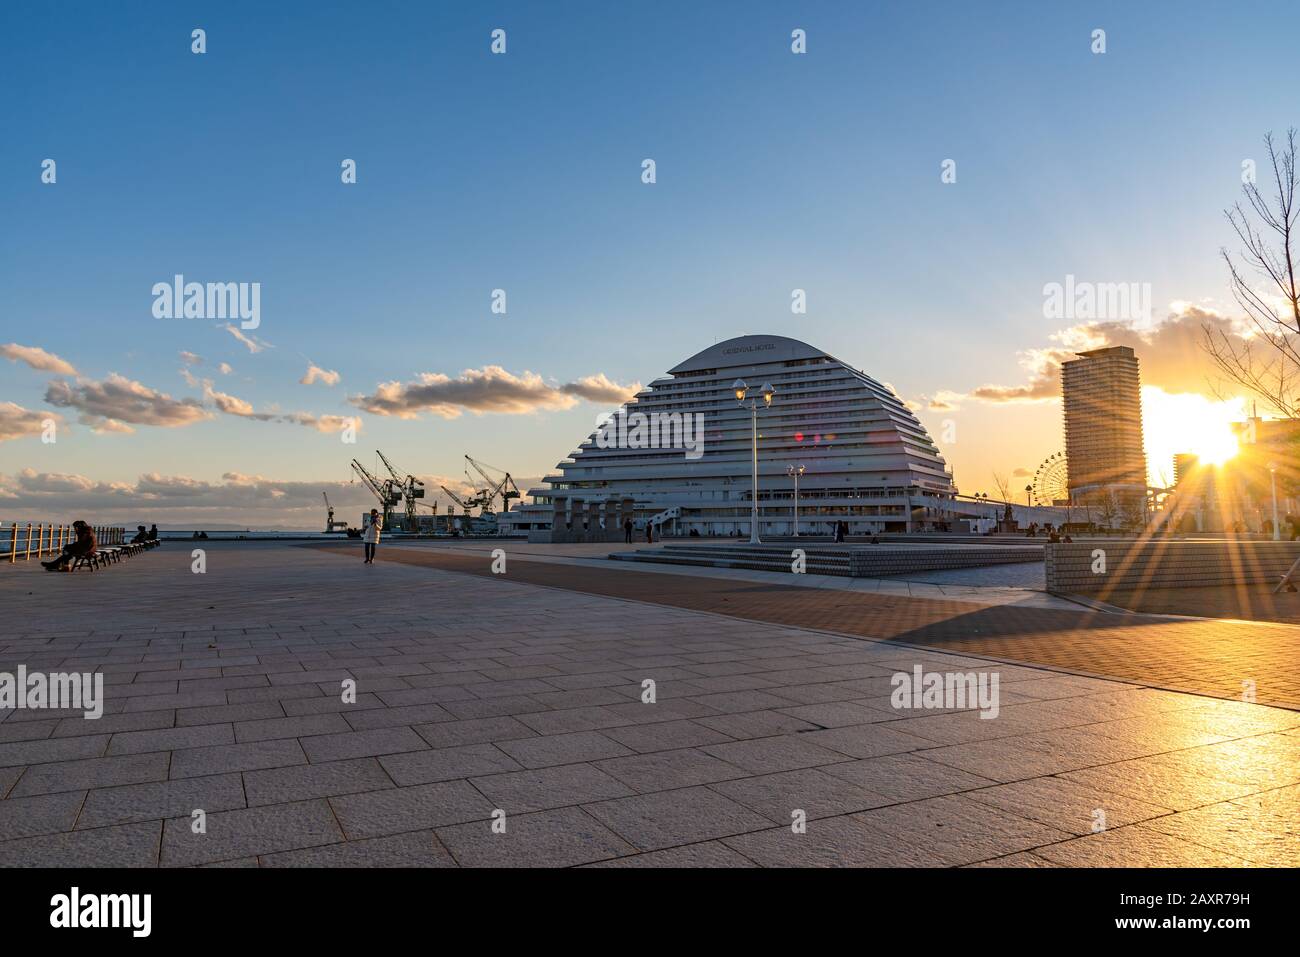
[411, 715, 538, 749]
[700, 735, 855, 775]
[710, 767, 893, 823]
[0, 765, 23, 798]
[341, 703, 455, 732]
[585, 840, 757, 867]
[169, 739, 308, 779]
[260, 830, 458, 867]
[601, 718, 736, 754]
[175, 701, 285, 727]
[438, 694, 551, 720]
[330, 781, 494, 839]
[379, 743, 521, 785]
[233, 713, 351, 743]
[437, 807, 636, 867]
[162, 799, 343, 866]
[12, 752, 171, 797]
[243, 757, 395, 807]
[797, 724, 935, 761]
[723, 815, 948, 867]
[0, 820, 161, 867]
[1058, 758, 1266, 811]
[78, 773, 247, 828]
[495, 730, 633, 769]
[1033, 823, 1255, 867]
[0, 734, 111, 768]
[0, 790, 86, 840]
[857, 794, 1074, 866]
[0, 718, 59, 742]
[819, 752, 999, 802]
[123, 691, 229, 713]
[5, 543, 1299, 866]
[776, 701, 896, 728]
[594, 747, 750, 793]
[583, 785, 774, 851]
[298, 727, 428, 763]
[695, 710, 821, 740]
[280, 693, 387, 717]
[471, 763, 634, 813]
[107, 723, 234, 756]
[685, 690, 802, 713]
[53, 711, 176, 738]
[961, 776, 1174, 836]
[965, 851, 1061, 868]
[1140, 796, 1300, 866]
[513, 706, 632, 735]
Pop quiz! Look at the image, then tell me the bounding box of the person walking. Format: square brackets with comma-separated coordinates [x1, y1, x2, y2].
[42, 520, 97, 571]
[363, 508, 382, 564]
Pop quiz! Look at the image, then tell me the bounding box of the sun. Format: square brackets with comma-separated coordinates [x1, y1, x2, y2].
[1142, 388, 1244, 482]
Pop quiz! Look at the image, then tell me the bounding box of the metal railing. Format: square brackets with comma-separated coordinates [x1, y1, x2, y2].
[4, 524, 125, 563]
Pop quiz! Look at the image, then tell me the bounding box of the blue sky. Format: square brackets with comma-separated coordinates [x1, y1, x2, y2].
[1, 1, 1293, 523]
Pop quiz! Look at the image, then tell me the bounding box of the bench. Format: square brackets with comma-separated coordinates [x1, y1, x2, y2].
[67, 538, 157, 571]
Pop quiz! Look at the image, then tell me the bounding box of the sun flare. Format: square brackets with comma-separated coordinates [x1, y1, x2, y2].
[1142, 388, 1244, 483]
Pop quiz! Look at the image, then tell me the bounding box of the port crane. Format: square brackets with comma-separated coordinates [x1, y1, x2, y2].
[350, 458, 401, 530]
[464, 455, 521, 516]
[439, 484, 487, 516]
[376, 449, 427, 531]
[321, 492, 349, 533]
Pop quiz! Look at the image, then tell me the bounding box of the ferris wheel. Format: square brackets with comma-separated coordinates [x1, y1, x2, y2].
[1031, 452, 1069, 506]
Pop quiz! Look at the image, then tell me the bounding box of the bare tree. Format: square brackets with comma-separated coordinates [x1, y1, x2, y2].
[991, 471, 1012, 502]
[1203, 129, 1300, 418]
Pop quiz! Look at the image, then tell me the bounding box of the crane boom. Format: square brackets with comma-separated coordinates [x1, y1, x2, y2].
[351, 459, 400, 529]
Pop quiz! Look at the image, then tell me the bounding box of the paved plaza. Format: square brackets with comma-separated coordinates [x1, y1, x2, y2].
[0, 540, 1297, 867]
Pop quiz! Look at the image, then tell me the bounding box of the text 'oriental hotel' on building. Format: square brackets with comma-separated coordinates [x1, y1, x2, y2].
[502, 335, 961, 540]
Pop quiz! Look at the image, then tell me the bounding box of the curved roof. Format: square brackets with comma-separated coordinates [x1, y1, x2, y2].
[668, 335, 831, 374]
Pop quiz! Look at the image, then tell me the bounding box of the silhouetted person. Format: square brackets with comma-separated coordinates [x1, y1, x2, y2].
[645, 523, 653, 544]
[42, 520, 96, 571]
[147, 524, 158, 542]
[363, 509, 382, 563]
[131, 525, 148, 544]
[624, 518, 633, 544]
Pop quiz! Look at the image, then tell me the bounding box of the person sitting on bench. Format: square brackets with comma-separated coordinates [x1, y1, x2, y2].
[147, 524, 159, 542]
[131, 525, 149, 544]
[42, 520, 97, 571]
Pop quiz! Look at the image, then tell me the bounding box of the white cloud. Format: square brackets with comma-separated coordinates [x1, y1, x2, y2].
[352, 366, 641, 419]
[300, 364, 341, 387]
[1, 343, 78, 376]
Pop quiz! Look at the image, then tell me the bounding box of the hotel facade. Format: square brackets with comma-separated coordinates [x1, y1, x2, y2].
[503, 335, 960, 540]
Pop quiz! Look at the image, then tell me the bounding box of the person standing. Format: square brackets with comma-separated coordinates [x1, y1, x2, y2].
[363, 508, 382, 564]
[623, 517, 633, 544]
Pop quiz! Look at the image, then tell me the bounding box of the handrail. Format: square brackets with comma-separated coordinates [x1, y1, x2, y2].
[3, 523, 126, 563]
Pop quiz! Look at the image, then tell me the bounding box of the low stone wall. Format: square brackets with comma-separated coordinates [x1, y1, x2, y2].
[849, 547, 1041, 578]
[1045, 541, 1300, 594]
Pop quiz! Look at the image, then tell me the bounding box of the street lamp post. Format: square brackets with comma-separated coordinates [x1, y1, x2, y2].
[1270, 462, 1280, 541]
[788, 463, 805, 537]
[734, 379, 775, 544]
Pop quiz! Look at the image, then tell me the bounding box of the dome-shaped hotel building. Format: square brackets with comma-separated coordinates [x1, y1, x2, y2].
[509, 335, 959, 540]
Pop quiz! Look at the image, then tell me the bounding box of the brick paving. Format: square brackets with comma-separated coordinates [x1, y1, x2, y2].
[0, 540, 1297, 867]
[335, 543, 1300, 710]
